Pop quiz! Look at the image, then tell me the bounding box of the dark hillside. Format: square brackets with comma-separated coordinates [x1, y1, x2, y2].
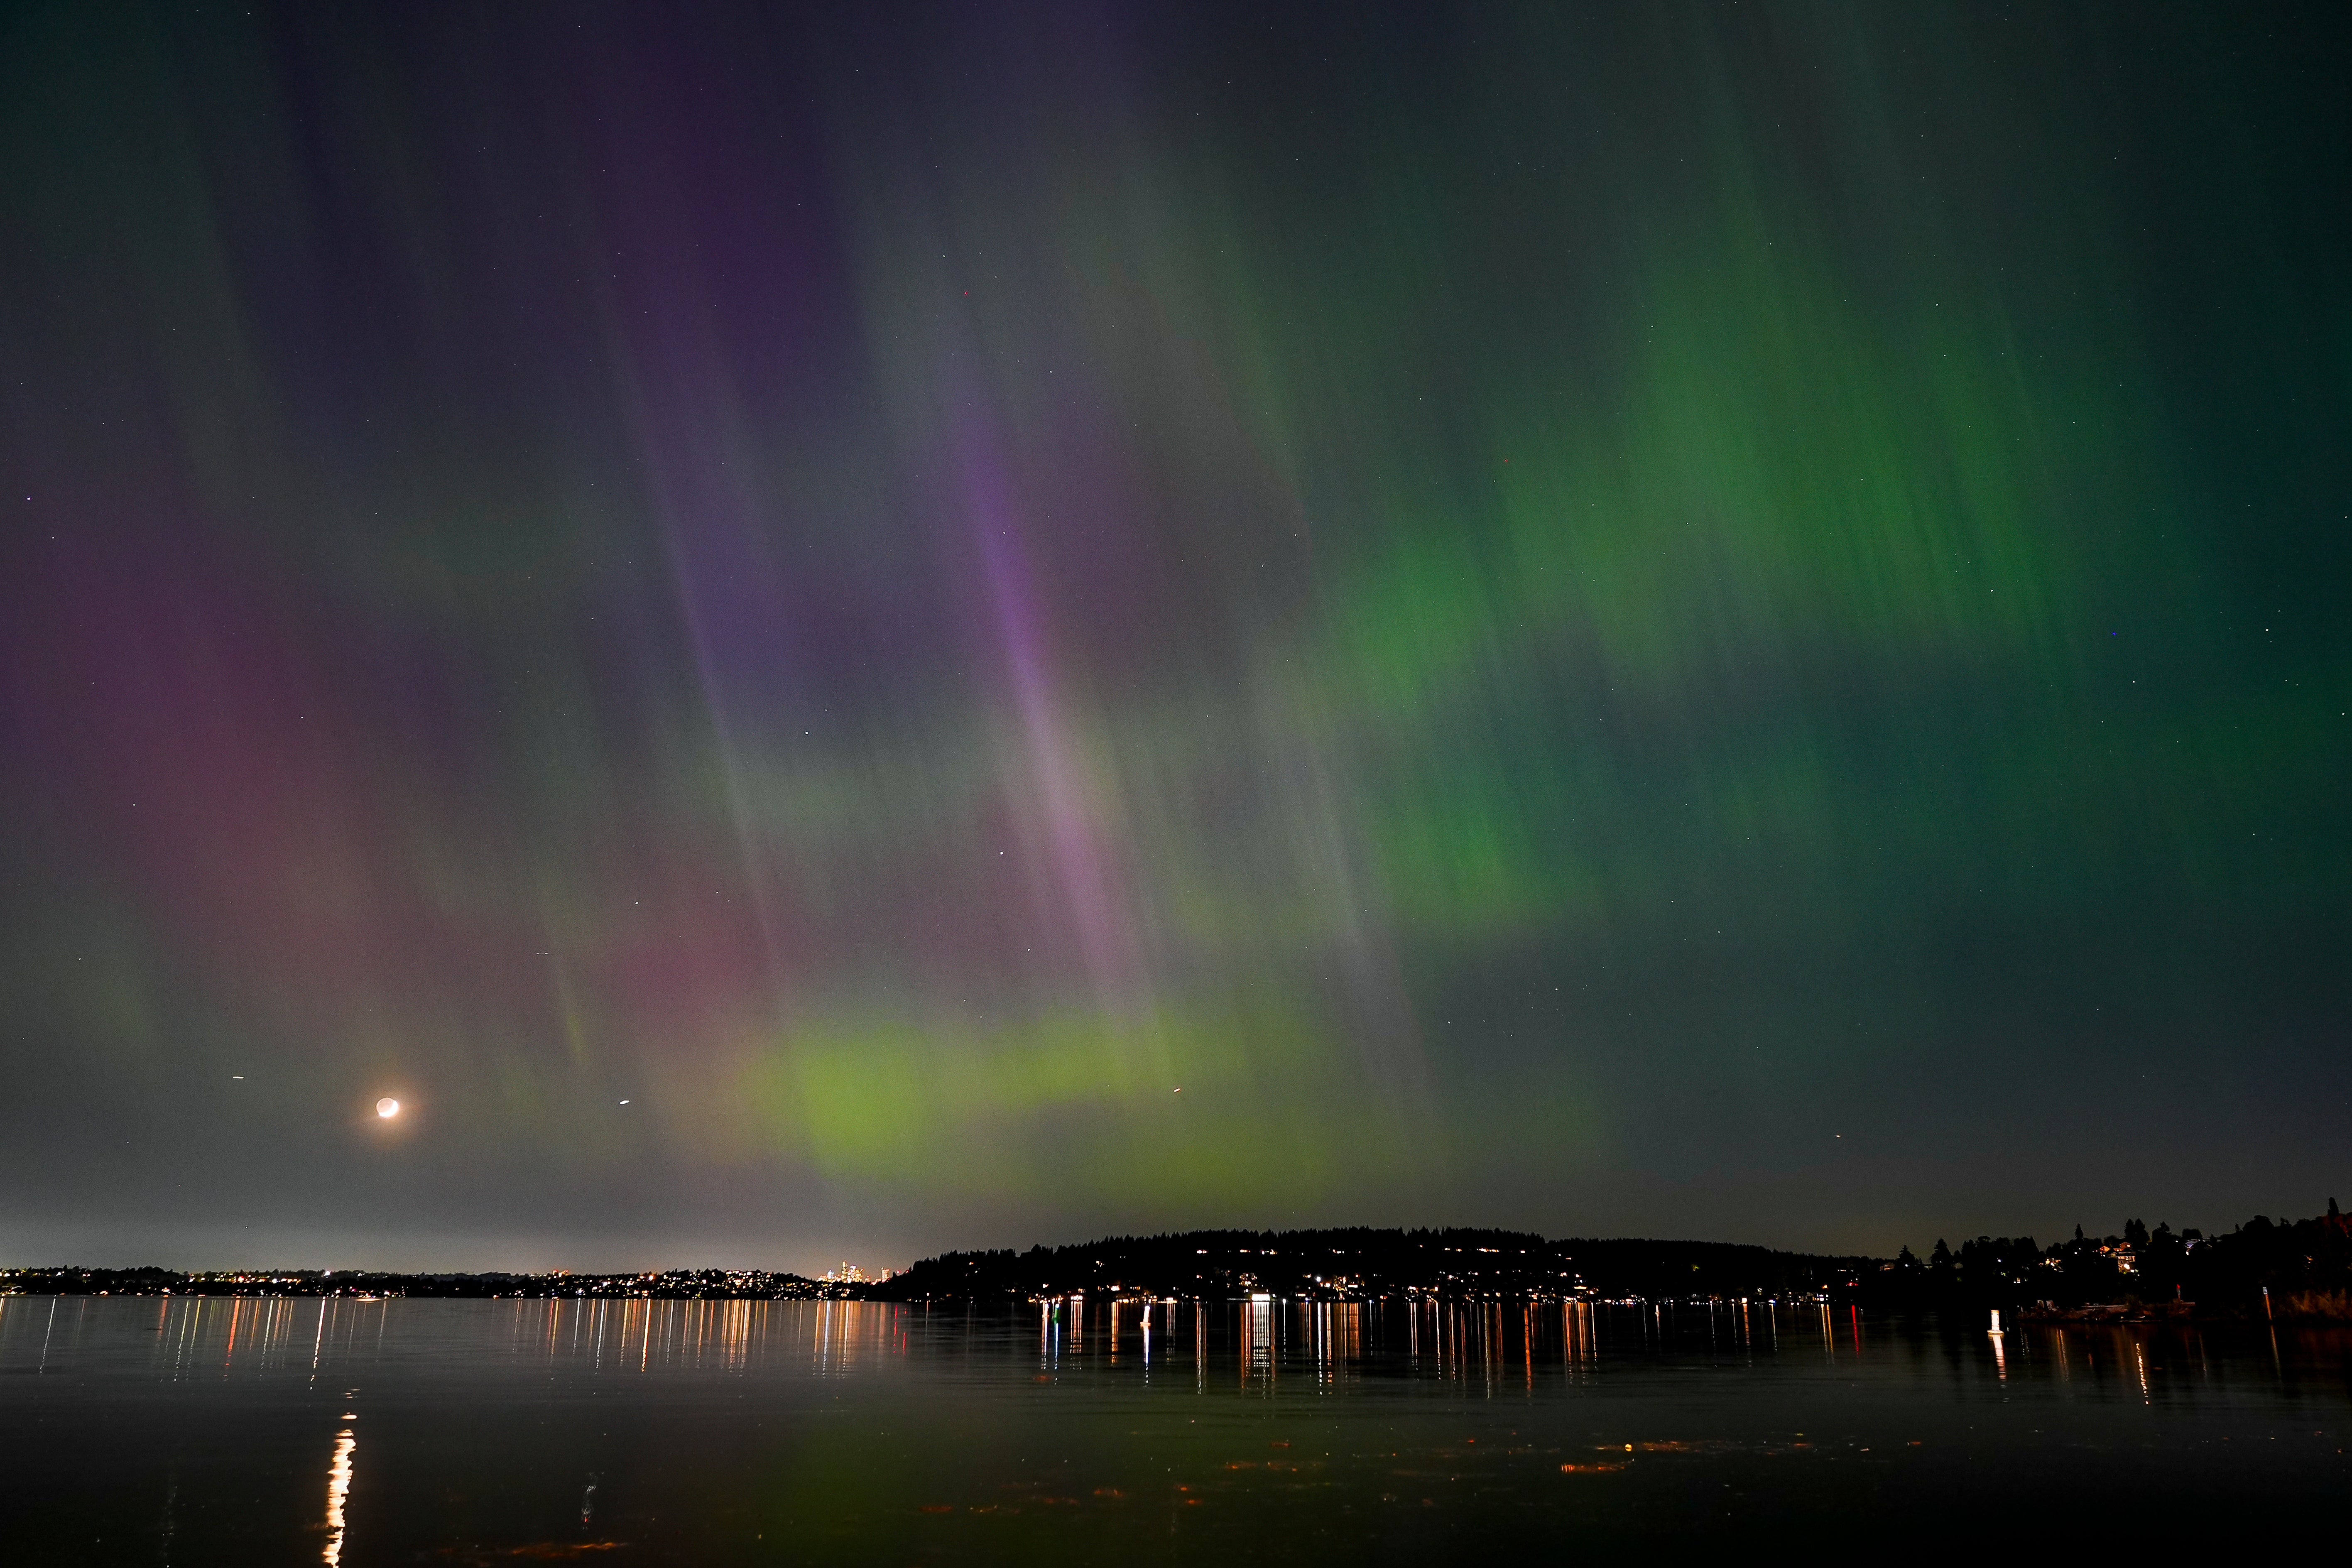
[862, 1226, 1869, 1301]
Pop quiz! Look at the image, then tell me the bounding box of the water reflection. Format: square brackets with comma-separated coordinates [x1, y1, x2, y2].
[321, 1421, 355, 1566]
[4, 1298, 2347, 1561]
[1242, 1296, 1274, 1382]
[1564, 1300, 1595, 1372]
[1303, 1301, 1361, 1384]
[1107, 1296, 1168, 1367]
[45, 1291, 2347, 1404]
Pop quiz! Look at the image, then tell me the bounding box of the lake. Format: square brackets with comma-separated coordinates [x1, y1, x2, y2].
[2, 1293, 2344, 1561]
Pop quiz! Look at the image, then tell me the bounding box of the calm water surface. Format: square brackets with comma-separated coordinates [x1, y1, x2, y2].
[2, 1294, 2345, 1562]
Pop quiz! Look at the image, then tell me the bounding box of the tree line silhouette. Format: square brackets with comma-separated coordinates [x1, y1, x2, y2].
[1871, 1200, 2352, 1316]
[866, 1201, 2352, 1317]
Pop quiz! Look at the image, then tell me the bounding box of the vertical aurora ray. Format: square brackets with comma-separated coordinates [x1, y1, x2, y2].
[960, 412, 1148, 1022]
[0, 1, 2344, 1268]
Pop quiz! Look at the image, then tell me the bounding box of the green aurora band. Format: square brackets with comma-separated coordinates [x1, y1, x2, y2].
[0, 2, 2344, 1269]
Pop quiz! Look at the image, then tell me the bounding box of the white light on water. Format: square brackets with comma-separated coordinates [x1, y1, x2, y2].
[322, 1427, 355, 1564]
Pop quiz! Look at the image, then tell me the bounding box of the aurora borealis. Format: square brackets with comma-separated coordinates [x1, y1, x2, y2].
[2, 2, 2345, 1273]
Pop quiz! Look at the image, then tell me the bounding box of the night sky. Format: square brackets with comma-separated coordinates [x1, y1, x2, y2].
[2, 2, 2345, 1274]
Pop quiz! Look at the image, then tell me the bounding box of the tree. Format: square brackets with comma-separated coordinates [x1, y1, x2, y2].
[1929, 1239, 1954, 1276]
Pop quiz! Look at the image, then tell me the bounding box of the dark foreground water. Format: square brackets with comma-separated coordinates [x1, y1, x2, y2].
[2, 1294, 2346, 1563]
